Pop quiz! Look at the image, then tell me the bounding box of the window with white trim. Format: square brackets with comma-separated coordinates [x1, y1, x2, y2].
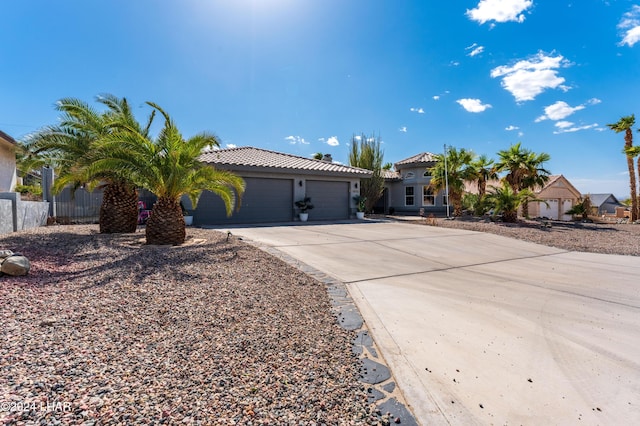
[405, 186, 415, 206]
[422, 186, 435, 206]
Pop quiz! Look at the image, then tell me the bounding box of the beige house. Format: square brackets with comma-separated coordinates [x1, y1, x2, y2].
[0, 130, 17, 192]
[526, 175, 582, 220]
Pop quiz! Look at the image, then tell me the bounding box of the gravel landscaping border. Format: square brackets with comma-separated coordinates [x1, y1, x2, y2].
[1, 226, 393, 425]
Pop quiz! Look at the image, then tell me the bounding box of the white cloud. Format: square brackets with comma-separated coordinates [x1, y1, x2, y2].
[535, 101, 585, 122]
[433, 95, 440, 100]
[317, 137, 325, 142]
[410, 107, 425, 114]
[490, 52, 570, 102]
[618, 5, 640, 47]
[554, 120, 574, 129]
[399, 126, 407, 133]
[553, 123, 599, 134]
[587, 98, 602, 105]
[466, 43, 485, 57]
[505, 125, 520, 131]
[450, 61, 460, 67]
[457, 98, 492, 113]
[225, 143, 237, 149]
[466, 0, 533, 24]
[326, 136, 339, 146]
[285, 135, 309, 145]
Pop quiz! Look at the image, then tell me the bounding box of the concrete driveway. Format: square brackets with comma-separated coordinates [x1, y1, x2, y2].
[218, 221, 640, 425]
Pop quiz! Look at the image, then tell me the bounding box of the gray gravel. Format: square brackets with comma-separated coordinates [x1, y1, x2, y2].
[0, 226, 378, 425]
[429, 217, 640, 256]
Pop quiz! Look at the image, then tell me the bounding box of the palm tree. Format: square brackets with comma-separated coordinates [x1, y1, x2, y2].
[495, 143, 551, 218]
[607, 115, 637, 221]
[22, 95, 154, 233]
[429, 146, 475, 216]
[486, 181, 545, 223]
[89, 102, 245, 245]
[465, 154, 498, 216]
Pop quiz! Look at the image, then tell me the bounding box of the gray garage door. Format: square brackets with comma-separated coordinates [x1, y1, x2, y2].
[306, 180, 349, 221]
[195, 177, 293, 225]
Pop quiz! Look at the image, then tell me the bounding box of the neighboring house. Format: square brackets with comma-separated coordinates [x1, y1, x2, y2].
[527, 175, 582, 220]
[588, 193, 625, 216]
[0, 129, 18, 192]
[196, 147, 372, 225]
[382, 152, 447, 215]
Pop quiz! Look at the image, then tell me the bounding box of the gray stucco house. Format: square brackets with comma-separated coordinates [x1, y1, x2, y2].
[588, 193, 625, 216]
[195, 147, 372, 225]
[379, 152, 447, 215]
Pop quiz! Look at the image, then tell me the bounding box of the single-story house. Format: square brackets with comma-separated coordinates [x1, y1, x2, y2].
[525, 175, 582, 220]
[0, 129, 17, 192]
[195, 147, 372, 225]
[380, 152, 448, 215]
[588, 193, 626, 216]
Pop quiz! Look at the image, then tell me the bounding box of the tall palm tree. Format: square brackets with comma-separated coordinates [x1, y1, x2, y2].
[465, 155, 497, 216]
[89, 102, 245, 245]
[429, 146, 475, 216]
[495, 143, 551, 218]
[607, 115, 637, 221]
[22, 95, 154, 233]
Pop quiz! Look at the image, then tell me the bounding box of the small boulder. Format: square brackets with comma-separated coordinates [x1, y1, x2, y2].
[1, 255, 31, 276]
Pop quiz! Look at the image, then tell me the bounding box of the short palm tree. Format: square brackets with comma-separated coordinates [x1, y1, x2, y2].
[429, 147, 475, 216]
[495, 143, 550, 218]
[486, 181, 545, 223]
[466, 154, 498, 216]
[607, 115, 637, 221]
[22, 95, 154, 233]
[89, 102, 245, 245]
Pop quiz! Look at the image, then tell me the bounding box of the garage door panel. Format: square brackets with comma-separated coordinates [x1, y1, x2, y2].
[306, 180, 349, 221]
[196, 177, 293, 224]
[539, 199, 559, 220]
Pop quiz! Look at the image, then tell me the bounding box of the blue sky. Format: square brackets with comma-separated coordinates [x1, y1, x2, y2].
[1, 0, 639, 198]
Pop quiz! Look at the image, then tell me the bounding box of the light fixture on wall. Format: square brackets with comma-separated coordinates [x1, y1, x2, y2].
[299, 180, 303, 187]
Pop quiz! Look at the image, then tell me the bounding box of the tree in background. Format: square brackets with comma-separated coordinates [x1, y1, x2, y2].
[495, 143, 551, 218]
[466, 154, 498, 216]
[313, 152, 323, 160]
[348, 133, 384, 212]
[565, 195, 592, 221]
[607, 115, 637, 221]
[487, 181, 545, 223]
[22, 95, 155, 233]
[88, 102, 245, 245]
[428, 146, 475, 217]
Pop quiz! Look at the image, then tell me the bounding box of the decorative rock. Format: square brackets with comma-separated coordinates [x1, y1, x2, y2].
[1, 254, 31, 276]
[0, 249, 14, 259]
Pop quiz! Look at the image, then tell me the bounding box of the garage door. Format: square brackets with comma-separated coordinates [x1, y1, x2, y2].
[306, 180, 349, 221]
[195, 177, 293, 225]
[539, 199, 559, 219]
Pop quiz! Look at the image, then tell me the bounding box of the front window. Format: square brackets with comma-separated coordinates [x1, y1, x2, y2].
[404, 171, 415, 180]
[422, 186, 434, 206]
[405, 186, 414, 206]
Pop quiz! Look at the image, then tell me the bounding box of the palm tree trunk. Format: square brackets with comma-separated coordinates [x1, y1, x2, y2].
[521, 199, 530, 219]
[146, 196, 185, 245]
[99, 181, 139, 233]
[624, 127, 638, 221]
[503, 209, 518, 223]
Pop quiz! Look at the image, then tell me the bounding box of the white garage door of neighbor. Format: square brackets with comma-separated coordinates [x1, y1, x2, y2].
[539, 199, 559, 219]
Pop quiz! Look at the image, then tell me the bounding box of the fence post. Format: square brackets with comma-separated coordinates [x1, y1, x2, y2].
[41, 166, 56, 218]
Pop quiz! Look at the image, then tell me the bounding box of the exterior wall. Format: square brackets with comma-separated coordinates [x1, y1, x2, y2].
[0, 140, 17, 192]
[0, 199, 13, 234]
[194, 168, 361, 224]
[0, 192, 49, 233]
[387, 166, 446, 214]
[529, 177, 581, 220]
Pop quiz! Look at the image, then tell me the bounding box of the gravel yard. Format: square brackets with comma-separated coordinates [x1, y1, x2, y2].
[0, 226, 375, 425]
[428, 217, 640, 256]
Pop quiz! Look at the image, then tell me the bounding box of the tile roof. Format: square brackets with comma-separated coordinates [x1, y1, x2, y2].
[394, 152, 438, 166]
[199, 147, 373, 176]
[382, 169, 401, 180]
